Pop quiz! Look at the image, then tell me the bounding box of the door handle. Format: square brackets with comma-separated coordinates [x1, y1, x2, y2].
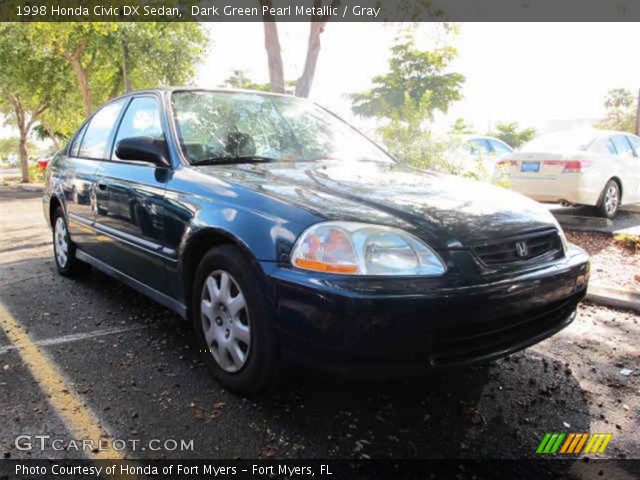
[97, 182, 107, 191]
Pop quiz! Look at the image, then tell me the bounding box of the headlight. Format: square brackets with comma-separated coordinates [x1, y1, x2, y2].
[290, 221, 446, 276]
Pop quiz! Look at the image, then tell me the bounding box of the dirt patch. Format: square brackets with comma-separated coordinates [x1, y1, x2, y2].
[567, 231, 640, 293]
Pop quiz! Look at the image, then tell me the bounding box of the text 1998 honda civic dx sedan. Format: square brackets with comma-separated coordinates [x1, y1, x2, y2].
[44, 88, 590, 393]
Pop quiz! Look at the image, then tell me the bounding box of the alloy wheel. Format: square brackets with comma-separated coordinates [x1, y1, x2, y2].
[54, 217, 69, 268]
[200, 270, 251, 373]
[604, 184, 619, 216]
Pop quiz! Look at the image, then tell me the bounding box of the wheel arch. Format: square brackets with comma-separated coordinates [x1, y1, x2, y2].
[610, 176, 623, 202]
[49, 195, 63, 229]
[180, 227, 261, 319]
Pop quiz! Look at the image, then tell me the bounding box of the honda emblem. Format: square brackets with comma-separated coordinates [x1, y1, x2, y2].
[515, 241, 528, 258]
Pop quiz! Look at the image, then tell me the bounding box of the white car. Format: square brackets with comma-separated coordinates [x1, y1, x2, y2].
[447, 135, 513, 176]
[496, 129, 640, 218]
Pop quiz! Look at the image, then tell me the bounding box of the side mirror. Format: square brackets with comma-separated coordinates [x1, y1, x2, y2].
[115, 136, 170, 167]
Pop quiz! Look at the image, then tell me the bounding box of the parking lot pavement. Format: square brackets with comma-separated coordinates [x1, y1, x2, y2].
[1, 185, 638, 462]
[548, 204, 640, 234]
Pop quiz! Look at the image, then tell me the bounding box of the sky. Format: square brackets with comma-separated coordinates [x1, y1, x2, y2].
[1, 22, 638, 141]
[196, 22, 640, 134]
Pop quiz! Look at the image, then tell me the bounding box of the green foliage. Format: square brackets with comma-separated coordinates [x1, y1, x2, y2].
[487, 122, 536, 149]
[33, 22, 206, 99]
[0, 22, 208, 179]
[350, 32, 465, 175]
[449, 118, 473, 134]
[595, 88, 637, 133]
[614, 232, 640, 253]
[221, 70, 272, 92]
[0, 23, 71, 181]
[28, 162, 45, 183]
[351, 35, 464, 122]
[0, 137, 19, 162]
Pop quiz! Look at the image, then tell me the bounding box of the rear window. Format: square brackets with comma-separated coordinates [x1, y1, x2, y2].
[521, 131, 595, 152]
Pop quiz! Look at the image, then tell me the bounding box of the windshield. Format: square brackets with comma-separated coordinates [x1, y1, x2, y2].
[171, 91, 393, 165]
[520, 130, 596, 152]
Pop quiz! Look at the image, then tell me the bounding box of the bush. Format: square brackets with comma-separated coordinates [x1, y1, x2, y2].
[380, 125, 507, 186]
[28, 163, 45, 183]
[614, 233, 640, 253]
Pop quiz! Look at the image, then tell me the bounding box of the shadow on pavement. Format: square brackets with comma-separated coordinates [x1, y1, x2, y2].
[1, 257, 594, 461]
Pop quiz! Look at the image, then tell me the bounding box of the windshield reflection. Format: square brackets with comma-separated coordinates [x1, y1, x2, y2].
[171, 91, 393, 165]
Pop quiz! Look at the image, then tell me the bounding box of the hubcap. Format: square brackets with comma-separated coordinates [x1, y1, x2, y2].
[54, 217, 69, 268]
[604, 185, 619, 215]
[200, 270, 251, 373]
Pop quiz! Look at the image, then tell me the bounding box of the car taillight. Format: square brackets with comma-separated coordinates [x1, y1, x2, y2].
[562, 160, 590, 173]
[496, 160, 517, 167]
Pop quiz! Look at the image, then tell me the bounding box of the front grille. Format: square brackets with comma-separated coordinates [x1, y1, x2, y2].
[472, 228, 562, 267]
[431, 296, 578, 365]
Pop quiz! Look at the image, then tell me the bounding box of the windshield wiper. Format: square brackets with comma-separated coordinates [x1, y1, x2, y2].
[190, 155, 277, 166]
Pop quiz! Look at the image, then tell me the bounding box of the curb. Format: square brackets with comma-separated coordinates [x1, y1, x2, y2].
[586, 285, 640, 313]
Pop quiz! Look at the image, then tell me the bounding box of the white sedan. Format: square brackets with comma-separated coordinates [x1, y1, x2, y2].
[496, 129, 640, 218]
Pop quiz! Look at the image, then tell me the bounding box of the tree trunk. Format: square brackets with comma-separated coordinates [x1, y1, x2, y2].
[122, 42, 132, 93]
[295, 21, 327, 98]
[68, 54, 92, 116]
[44, 124, 61, 151]
[260, 1, 285, 93]
[636, 88, 640, 136]
[18, 133, 29, 183]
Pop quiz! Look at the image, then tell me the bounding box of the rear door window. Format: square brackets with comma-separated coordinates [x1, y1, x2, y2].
[611, 135, 635, 158]
[469, 138, 491, 156]
[78, 99, 127, 159]
[488, 139, 512, 155]
[626, 135, 640, 157]
[69, 123, 88, 158]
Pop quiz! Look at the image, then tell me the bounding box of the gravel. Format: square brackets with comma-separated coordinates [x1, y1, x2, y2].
[566, 231, 639, 293]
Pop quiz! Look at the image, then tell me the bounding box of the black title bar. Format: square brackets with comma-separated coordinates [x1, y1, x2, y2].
[0, 0, 639, 22]
[2, 459, 640, 480]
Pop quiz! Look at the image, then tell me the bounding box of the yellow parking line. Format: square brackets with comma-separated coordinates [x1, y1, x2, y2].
[0, 302, 124, 460]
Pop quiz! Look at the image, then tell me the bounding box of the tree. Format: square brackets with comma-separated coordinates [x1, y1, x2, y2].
[350, 33, 464, 170]
[221, 70, 271, 91]
[30, 23, 208, 116]
[0, 137, 35, 163]
[259, 0, 341, 97]
[487, 122, 536, 149]
[0, 24, 69, 182]
[449, 118, 473, 134]
[595, 88, 638, 134]
[351, 35, 464, 122]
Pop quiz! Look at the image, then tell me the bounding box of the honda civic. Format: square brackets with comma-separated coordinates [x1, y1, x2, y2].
[43, 88, 590, 393]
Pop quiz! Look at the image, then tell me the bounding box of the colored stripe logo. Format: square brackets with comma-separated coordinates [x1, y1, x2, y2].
[536, 433, 612, 455]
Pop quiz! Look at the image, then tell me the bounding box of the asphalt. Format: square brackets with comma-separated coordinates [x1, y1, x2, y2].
[548, 204, 640, 234]
[0, 185, 638, 462]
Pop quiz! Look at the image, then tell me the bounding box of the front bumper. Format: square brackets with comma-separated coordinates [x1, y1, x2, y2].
[260, 245, 589, 375]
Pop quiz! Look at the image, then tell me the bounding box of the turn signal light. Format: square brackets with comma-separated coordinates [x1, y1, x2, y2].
[562, 160, 591, 173]
[292, 229, 359, 274]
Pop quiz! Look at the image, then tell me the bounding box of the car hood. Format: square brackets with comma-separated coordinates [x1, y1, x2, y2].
[198, 160, 559, 248]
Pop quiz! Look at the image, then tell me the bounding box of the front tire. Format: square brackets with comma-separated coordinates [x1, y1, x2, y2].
[52, 207, 90, 276]
[596, 179, 620, 219]
[192, 245, 278, 394]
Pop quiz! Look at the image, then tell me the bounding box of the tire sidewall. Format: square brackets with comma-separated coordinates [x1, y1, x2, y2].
[598, 180, 620, 219]
[192, 245, 277, 394]
[53, 208, 74, 274]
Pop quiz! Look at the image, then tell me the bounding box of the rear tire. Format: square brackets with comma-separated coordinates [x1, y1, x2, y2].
[596, 179, 620, 219]
[192, 245, 278, 394]
[52, 207, 90, 277]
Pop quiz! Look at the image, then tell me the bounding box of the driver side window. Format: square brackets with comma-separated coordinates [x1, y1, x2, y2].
[112, 96, 163, 161]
